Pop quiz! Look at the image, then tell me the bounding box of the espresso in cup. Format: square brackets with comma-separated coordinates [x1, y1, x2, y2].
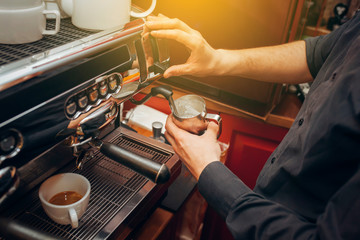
[49, 191, 83, 205]
[39, 173, 90, 228]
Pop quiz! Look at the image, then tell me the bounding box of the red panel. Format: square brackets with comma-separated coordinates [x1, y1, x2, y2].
[227, 131, 279, 189]
[218, 113, 288, 144]
[219, 112, 288, 189]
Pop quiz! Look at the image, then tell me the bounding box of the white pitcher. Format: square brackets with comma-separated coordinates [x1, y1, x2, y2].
[61, 0, 156, 31]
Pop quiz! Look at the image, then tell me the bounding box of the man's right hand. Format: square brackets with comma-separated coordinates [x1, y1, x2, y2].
[144, 14, 220, 79]
[164, 114, 221, 181]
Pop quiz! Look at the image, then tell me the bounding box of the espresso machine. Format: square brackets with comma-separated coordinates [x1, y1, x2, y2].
[0, 16, 181, 239]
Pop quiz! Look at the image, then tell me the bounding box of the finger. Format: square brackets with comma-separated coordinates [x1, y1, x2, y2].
[146, 56, 154, 66]
[165, 115, 189, 139]
[141, 31, 150, 38]
[146, 18, 193, 34]
[146, 15, 159, 21]
[150, 29, 197, 50]
[204, 121, 219, 139]
[164, 115, 178, 137]
[163, 64, 191, 78]
[164, 131, 176, 146]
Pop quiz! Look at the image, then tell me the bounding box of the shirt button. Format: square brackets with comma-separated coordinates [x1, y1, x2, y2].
[332, 73, 337, 80]
[298, 118, 304, 126]
[271, 157, 276, 164]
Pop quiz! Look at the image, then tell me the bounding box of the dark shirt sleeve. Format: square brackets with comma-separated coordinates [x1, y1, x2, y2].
[198, 161, 360, 240]
[304, 17, 352, 79]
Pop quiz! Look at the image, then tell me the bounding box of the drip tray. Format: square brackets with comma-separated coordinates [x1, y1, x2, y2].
[1, 128, 180, 240]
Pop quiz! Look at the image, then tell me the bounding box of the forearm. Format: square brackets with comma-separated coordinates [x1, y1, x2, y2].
[213, 40, 313, 84]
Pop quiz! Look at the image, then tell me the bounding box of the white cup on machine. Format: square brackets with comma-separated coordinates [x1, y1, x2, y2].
[0, 0, 60, 44]
[60, 0, 157, 31]
[39, 173, 91, 228]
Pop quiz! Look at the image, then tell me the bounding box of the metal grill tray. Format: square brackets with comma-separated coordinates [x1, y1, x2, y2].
[4, 132, 173, 240]
[0, 19, 95, 66]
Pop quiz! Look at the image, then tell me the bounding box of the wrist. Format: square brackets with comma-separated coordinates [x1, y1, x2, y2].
[211, 49, 226, 76]
[192, 158, 219, 181]
[212, 49, 245, 76]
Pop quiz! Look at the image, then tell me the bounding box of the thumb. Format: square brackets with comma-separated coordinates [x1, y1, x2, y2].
[163, 64, 190, 78]
[204, 121, 219, 139]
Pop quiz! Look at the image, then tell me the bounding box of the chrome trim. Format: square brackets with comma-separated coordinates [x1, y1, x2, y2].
[0, 166, 19, 205]
[79, 101, 117, 127]
[69, 137, 93, 147]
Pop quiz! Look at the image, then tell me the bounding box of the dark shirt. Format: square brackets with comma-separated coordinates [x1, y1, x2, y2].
[198, 10, 360, 240]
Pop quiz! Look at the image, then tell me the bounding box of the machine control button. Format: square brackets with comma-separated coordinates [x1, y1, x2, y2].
[65, 97, 77, 116]
[108, 73, 123, 93]
[77, 92, 89, 109]
[99, 80, 108, 98]
[108, 75, 118, 92]
[0, 129, 24, 163]
[0, 135, 16, 153]
[88, 85, 99, 103]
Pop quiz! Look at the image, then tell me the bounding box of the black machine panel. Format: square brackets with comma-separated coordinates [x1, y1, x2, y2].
[0, 45, 132, 124]
[0, 45, 133, 168]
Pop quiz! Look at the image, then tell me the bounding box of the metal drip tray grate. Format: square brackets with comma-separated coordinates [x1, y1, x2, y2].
[3, 133, 173, 240]
[0, 18, 96, 66]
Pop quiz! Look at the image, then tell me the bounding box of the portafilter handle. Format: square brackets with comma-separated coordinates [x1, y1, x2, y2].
[89, 139, 170, 184]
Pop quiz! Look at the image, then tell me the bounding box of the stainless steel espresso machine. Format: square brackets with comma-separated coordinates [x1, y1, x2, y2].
[0, 17, 181, 240]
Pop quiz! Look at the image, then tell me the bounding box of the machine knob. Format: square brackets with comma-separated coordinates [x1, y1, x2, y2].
[77, 91, 89, 110]
[0, 129, 23, 164]
[98, 80, 108, 98]
[65, 97, 77, 117]
[0, 135, 15, 153]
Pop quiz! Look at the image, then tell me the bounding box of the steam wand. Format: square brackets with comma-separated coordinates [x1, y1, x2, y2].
[129, 85, 178, 116]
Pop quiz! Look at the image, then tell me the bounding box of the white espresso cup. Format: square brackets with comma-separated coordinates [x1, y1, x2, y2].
[61, 0, 156, 31]
[39, 173, 91, 228]
[0, 0, 42, 10]
[0, 3, 60, 44]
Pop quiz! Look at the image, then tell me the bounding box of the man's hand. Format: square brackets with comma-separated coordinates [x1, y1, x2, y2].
[165, 115, 221, 180]
[144, 14, 220, 79]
